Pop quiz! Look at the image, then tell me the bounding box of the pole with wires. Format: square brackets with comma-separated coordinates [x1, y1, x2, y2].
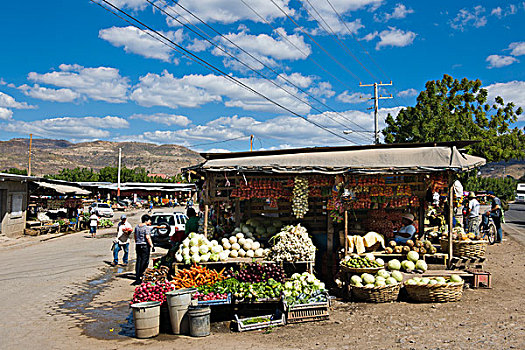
[28, 134, 33, 177]
[360, 81, 393, 144]
[117, 147, 122, 200]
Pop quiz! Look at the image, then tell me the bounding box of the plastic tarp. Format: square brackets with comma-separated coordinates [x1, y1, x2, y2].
[197, 146, 485, 174]
[34, 181, 91, 195]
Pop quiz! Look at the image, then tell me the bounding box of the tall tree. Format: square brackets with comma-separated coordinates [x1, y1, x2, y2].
[382, 74, 524, 162]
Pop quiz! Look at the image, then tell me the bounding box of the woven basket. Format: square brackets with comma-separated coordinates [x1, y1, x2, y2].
[351, 283, 401, 303]
[440, 239, 488, 258]
[405, 281, 464, 302]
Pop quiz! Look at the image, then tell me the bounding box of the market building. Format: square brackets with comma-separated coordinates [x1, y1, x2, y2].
[0, 173, 32, 237]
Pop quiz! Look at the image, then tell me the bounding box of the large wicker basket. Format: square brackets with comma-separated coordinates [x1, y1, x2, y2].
[440, 239, 488, 258]
[351, 283, 401, 303]
[405, 281, 464, 303]
[340, 265, 382, 274]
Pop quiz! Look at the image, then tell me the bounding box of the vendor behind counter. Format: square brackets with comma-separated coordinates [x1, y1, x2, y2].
[393, 213, 416, 244]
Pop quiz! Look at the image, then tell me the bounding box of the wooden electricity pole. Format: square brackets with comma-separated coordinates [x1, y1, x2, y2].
[28, 134, 33, 176]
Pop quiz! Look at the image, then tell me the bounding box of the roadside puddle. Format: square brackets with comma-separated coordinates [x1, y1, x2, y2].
[56, 266, 135, 340]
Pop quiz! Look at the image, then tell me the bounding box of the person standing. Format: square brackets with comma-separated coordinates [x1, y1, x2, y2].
[185, 207, 199, 235]
[89, 212, 99, 238]
[113, 215, 132, 266]
[466, 192, 481, 237]
[134, 214, 154, 284]
[487, 191, 503, 243]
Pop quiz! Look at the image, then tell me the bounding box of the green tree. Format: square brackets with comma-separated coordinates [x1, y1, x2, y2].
[2, 168, 28, 175]
[383, 74, 524, 162]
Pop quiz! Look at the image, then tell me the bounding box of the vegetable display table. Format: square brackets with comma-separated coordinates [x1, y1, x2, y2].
[172, 260, 314, 274]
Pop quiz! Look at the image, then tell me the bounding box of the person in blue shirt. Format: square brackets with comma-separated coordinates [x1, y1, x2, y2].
[486, 191, 503, 243]
[394, 213, 417, 244]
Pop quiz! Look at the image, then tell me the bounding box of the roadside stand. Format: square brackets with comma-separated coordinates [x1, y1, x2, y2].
[128, 141, 495, 339]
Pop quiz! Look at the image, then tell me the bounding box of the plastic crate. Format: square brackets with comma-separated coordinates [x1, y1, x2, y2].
[197, 293, 232, 305]
[286, 301, 330, 324]
[234, 313, 285, 332]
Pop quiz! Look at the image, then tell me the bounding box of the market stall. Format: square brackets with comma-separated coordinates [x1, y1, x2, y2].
[128, 142, 489, 338]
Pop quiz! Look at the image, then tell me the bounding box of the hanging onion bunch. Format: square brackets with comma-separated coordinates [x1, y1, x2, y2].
[268, 224, 316, 262]
[292, 176, 309, 218]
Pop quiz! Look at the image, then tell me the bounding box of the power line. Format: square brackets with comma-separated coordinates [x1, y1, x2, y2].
[238, 0, 353, 91]
[324, 0, 391, 82]
[162, 0, 372, 139]
[91, 0, 356, 144]
[187, 135, 249, 148]
[300, 0, 378, 81]
[269, 0, 361, 82]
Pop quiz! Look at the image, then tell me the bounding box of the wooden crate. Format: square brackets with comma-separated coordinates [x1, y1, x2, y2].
[466, 269, 492, 288]
[286, 301, 330, 324]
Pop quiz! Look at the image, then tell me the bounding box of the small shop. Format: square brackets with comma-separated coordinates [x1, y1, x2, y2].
[128, 141, 491, 338]
[0, 173, 31, 238]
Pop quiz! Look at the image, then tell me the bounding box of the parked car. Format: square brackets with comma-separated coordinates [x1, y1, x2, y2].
[89, 202, 114, 217]
[150, 212, 188, 247]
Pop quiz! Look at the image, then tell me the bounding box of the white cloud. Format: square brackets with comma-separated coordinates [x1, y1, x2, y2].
[277, 73, 314, 89]
[398, 88, 418, 98]
[0, 91, 36, 109]
[186, 39, 211, 52]
[491, 5, 518, 18]
[375, 27, 416, 50]
[108, 0, 148, 11]
[130, 113, 191, 126]
[18, 84, 80, 102]
[375, 3, 414, 22]
[99, 26, 183, 62]
[165, 0, 294, 26]
[336, 91, 370, 103]
[486, 81, 525, 116]
[450, 5, 487, 31]
[131, 71, 312, 114]
[308, 82, 335, 99]
[2, 116, 129, 139]
[28, 64, 130, 103]
[486, 55, 519, 68]
[0, 107, 13, 120]
[362, 31, 378, 41]
[508, 41, 525, 56]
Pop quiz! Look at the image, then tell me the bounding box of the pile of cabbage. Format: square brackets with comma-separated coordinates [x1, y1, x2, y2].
[267, 224, 316, 262]
[283, 272, 327, 305]
[175, 232, 269, 264]
[349, 269, 403, 288]
[220, 232, 268, 259]
[386, 251, 428, 272]
[405, 275, 463, 286]
[233, 218, 281, 241]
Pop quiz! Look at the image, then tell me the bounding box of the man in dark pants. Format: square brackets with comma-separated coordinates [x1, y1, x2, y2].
[133, 214, 155, 285]
[487, 191, 503, 243]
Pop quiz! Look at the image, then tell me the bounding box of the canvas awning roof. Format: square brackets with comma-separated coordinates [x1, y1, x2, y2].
[34, 181, 91, 195]
[192, 143, 485, 174]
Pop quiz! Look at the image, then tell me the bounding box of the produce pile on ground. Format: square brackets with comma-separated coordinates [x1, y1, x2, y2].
[384, 239, 437, 255]
[171, 264, 225, 289]
[386, 251, 428, 272]
[226, 262, 286, 283]
[268, 224, 316, 262]
[283, 272, 327, 306]
[340, 254, 385, 269]
[349, 269, 403, 288]
[131, 281, 175, 305]
[174, 232, 267, 263]
[292, 176, 309, 218]
[405, 275, 463, 286]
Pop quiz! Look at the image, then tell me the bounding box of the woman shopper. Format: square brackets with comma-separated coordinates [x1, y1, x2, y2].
[112, 215, 132, 266]
[89, 212, 99, 238]
[134, 214, 155, 285]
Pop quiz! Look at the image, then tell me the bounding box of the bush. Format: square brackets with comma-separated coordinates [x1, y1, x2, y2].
[465, 176, 517, 202]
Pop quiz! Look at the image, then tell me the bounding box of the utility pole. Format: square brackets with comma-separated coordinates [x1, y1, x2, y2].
[28, 134, 33, 176]
[117, 147, 122, 200]
[360, 81, 393, 144]
[250, 134, 254, 152]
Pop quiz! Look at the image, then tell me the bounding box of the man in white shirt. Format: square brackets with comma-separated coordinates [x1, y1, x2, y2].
[113, 215, 133, 266]
[467, 192, 481, 236]
[89, 212, 99, 238]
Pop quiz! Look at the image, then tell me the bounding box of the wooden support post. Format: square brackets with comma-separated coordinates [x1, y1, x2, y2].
[204, 204, 209, 238]
[234, 198, 241, 227]
[448, 174, 454, 268]
[344, 210, 348, 256]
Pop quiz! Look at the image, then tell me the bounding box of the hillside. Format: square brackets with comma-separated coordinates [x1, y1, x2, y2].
[0, 138, 204, 176]
[479, 159, 525, 180]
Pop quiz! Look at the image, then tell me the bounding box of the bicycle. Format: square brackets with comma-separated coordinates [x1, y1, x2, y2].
[479, 212, 496, 245]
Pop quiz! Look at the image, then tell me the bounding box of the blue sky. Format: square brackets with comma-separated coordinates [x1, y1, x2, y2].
[0, 0, 524, 152]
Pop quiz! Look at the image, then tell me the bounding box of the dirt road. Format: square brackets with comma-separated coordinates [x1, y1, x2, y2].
[0, 208, 523, 349]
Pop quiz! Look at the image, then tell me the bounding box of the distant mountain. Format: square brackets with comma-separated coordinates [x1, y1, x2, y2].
[0, 138, 204, 176]
[479, 159, 525, 180]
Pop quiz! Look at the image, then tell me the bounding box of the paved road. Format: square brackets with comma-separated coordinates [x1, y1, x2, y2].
[503, 202, 525, 246]
[0, 207, 175, 349]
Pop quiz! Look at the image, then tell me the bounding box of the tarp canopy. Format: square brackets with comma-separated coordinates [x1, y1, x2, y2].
[194, 145, 486, 174]
[34, 181, 91, 195]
